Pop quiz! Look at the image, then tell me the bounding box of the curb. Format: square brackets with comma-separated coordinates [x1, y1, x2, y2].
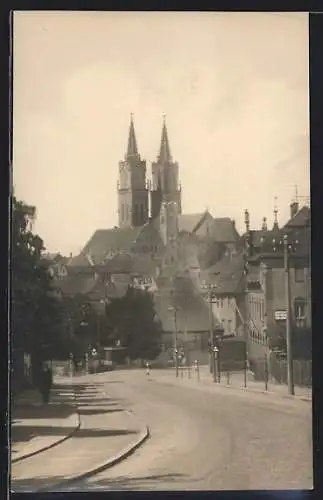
[155, 375, 312, 403]
[12, 390, 81, 464]
[36, 423, 150, 492]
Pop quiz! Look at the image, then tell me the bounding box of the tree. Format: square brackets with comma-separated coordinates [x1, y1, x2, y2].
[11, 196, 65, 387]
[60, 294, 100, 361]
[104, 287, 162, 361]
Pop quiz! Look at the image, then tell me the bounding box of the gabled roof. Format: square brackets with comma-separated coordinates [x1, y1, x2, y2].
[42, 252, 66, 264]
[55, 275, 97, 296]
[69, 226, 143, 267]
[201, 251, 246, 295]
[153, 287, 218, 333]
[284, 206, 310, 229]
[178, 212, 208, 234]
[209, 218, 240, 243]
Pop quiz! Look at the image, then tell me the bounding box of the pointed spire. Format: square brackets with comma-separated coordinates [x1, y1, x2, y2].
[126, 113, 139, 159]
[158, 115, 172, 164]
[273, 197, 279, 231]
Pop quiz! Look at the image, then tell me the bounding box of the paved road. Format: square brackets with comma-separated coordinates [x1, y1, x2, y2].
[58, 369, 312, 491]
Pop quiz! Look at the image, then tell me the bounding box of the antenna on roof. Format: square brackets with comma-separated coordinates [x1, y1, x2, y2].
[294, 185, 299, 203]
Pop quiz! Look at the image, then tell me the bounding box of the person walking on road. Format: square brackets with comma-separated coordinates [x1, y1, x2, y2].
[145, 361, 150, 376]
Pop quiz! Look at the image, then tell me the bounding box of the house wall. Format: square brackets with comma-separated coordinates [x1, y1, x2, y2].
[210, 294, 246, 337]
[264, 263, 311, 330]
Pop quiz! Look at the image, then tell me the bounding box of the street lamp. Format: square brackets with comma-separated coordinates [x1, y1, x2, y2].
[168, 305, 179, 378]
[213, 346, 220, 383]
[201, 282, 217, 382]
[272, 234, 298, 396]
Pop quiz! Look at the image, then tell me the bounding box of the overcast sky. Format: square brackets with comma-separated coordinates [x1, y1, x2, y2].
[13, 11, 309, 255]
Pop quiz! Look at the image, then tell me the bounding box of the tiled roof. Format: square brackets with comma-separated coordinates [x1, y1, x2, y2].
[153, 288, 216, 333]
[178, 213, 207, 234]
[55, 275, 97, 296]
[131, 255, 161, 276]
[70, 226, 143, 266]
[68, 253, 93, 268]
[201, 252, 246, 295]
[209, 218, 240, 242]
[284, 206, 310, 229]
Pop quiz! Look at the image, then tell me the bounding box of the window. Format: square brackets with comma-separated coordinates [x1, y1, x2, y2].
[227, 320, 232, 333]
[121, 204, 125, 221]
[295, 268, 305, 283]
[294, 298, 306, 327]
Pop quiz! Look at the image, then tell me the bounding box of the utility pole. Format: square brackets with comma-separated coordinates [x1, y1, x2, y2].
[208, 293, 216, 382]
[201, 282, 217, 382]
[283, 234, 295, 396]
[173, 307, 179, 378]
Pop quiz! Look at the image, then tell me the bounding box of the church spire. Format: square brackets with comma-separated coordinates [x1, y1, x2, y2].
[273, 197, 279, 231]
[126, 113, 139, 158]
[158, 115, 172, 164]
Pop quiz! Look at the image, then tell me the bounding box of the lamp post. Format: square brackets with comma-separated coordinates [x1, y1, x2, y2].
[213, 346, 220, 383]
[168, 305, 179, 377]
[201, 282, 217, 382]
[272, 234, 297, 396]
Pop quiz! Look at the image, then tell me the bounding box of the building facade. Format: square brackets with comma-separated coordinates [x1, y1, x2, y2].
[244, 202, 311, 361]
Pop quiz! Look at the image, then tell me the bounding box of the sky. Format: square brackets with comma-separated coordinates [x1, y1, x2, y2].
[13, 11, 310, 256]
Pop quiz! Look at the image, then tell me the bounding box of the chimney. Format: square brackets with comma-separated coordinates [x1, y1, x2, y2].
[290, 201, 299, 219]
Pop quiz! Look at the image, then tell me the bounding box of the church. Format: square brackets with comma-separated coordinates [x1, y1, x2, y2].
[57, 115, 241, 363]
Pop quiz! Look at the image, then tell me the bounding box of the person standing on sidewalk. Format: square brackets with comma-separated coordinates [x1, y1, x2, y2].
[38, 365, 53, 404]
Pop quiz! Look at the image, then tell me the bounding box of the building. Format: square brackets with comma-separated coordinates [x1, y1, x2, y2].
[243, 201, 311, 361]
[57, 115, 240, 361]
[200, 251, 246, 338]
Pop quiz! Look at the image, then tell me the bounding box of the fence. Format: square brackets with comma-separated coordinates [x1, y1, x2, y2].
[251, 357, 312, 388]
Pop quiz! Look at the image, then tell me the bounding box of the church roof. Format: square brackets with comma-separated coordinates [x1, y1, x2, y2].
[126, 114, 139, 159]
[178, 212, 208, 234]
[157, 118, 172, 164]
[70, 226, 143, 266]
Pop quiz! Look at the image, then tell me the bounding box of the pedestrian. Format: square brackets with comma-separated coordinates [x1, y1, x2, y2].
[145, 361, 150, 376]
[39, 365, 53, 404]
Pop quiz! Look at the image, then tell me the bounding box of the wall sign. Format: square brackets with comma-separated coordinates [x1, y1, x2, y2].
[274, 310, 287, 321]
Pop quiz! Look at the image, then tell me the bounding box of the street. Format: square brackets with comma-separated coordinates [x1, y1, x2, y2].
[56, 369, 312, 491]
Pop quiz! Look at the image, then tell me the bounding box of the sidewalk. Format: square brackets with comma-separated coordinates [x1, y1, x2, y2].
[11, 379, 79, 462]
[11, 378, 148, 492]
[153, 366, 312, 403]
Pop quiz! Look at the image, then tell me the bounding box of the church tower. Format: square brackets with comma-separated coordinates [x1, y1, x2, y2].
[117, 115, 149, 228]
[150, 117, 182, 220]
[160, 200, 180, 266]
